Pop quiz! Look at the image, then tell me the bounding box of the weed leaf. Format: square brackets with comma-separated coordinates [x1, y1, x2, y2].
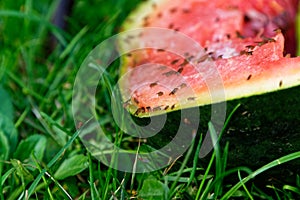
[0, 85, 13, 121]
[138, 176, 169, 200]
[54, 154, 88, 180]
[0, 113, 18, 155]
[0, 130, 9, 161]
[14, 134, 47, 163]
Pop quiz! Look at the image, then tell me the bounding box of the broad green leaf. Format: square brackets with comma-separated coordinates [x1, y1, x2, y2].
[138, 176, 169, 200]
[0, 85, 13, 121]
[0, 113, 18, 155]
[14, 134, 47, 162]
[54, 154, 88, 180]
[0, 130, 9, 161]
[0, 130, 10, 177]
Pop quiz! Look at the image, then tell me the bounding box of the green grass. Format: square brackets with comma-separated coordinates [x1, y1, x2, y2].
[1, 0, 300, 199]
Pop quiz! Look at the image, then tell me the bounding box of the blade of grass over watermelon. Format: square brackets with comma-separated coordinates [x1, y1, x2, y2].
[221, 151, 300, 199]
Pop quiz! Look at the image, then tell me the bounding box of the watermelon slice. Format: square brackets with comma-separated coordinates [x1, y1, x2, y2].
[119, 0, 300, 117]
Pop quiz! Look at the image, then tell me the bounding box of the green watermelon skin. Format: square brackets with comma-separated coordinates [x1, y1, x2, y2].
[139, 86, 300, 181]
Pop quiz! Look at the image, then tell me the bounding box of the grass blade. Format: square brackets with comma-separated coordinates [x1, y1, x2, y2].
[221, 151, 300, 199]
[187, 134, 203, 188]
[0, 10, 67, 46]
[283, 185, 300, 195]
[238, 170, 254, 200]
[25, 120, 91, 198]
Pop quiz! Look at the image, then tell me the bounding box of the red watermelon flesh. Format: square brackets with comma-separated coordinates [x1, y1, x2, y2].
[120, 0, 300, 117]
[123, 0, 298, 54]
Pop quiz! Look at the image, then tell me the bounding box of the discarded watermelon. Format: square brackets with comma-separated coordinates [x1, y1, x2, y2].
[119, 0, 300, 117]
[112, 0, 300, 181]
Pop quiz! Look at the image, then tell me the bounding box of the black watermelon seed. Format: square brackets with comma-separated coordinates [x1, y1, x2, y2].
[279, 80, 283, 87]
[171, 104, 176, 109]
[244, 14, 251, 22]
[170, 7, 177, 13]
[177, 67, 184, 74]
[134, 107, 144, 115]
[187, 55, 195, 61]
[182, 8, 190, 13]
[274, 28, 281, 32]
[256, 37, 275, 47]
[163, 70, 177, 77]
[184, 52, 190, 57]
[153, 106, 161, 111]
[247, 74, 252, 80]
[168, 23, 174, 29]
[262, 36, 276, 43]
[256, 41, 267, 46]
[187, 97, 195, 101]
[171, 59, 180, 65]
[197, 54, 209, 63]
[245, 45, 255, 50]
[179, 59, 189, 67]
[240, 50, 253, 56]
[133, 97, 139, 104]
[164, 105, 169, 110]
[157, 48, 165, 52]
[157, 91, 164, 96]
[180, 83, 187, 88]
[236, 31, 245, 39]
[150, 82, 158, 87]
[169, 88, 178, 95]
[268, 38, 276, 43]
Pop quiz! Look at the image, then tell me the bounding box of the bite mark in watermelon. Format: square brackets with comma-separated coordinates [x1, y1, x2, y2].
[119, 0, 300, 117]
